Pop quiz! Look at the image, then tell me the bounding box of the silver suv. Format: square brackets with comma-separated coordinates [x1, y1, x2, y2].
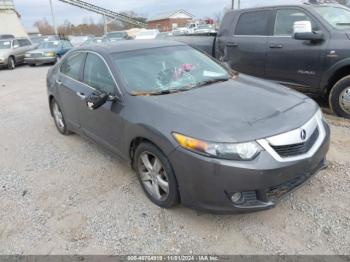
[0, 38, 35, 69]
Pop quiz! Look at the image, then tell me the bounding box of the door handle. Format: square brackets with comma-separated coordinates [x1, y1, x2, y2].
[76, 92, 86, 99]
[269, 44, 283, 49]
[56, 79, 62, 85]
[227, 42, 239, 47]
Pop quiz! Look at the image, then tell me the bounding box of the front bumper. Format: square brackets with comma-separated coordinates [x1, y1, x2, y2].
[0, 57, 8, 66]
[168, 122, 330, 214]
[25, 57, 56, 65]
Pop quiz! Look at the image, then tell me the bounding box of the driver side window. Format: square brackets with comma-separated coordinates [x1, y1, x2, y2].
[83, 53, 116, 95]
[274, 9, 319, 36]
[60, 52, 86, 80]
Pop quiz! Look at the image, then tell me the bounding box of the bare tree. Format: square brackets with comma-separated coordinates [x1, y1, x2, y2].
[34, 19, 54, 35]
[34, 11, 146, 36]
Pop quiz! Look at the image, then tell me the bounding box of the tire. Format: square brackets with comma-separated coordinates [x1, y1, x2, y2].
[50, 98, 72, 135]
[7, 57, 15, 70]
[29, 64, 36, 67]
[133, 142, 179, 208]
[329, 76, 350, 119]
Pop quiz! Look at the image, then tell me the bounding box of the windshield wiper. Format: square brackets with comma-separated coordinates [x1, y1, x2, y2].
[132, 87, 194, 96]
[132, 78, 230, 96]
[193, 78, 230, 88]
[336, 23, 350, 26]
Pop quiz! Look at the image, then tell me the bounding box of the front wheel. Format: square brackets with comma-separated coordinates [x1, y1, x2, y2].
[7, 57, 15, 70]
[329, 76, 350, 119]
[133, 142, 179, 208]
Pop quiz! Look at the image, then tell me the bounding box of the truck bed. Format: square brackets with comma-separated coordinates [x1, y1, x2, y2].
[170, 34, 216, 57]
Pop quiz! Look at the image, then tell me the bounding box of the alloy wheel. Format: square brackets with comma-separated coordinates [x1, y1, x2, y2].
[8, 57, 15, 69]
[138, 152, 170, 201]
[52, 101, 65, 131]
[339, 87, 350, 115]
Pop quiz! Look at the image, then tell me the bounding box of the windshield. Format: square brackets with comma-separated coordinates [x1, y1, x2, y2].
[30, 37, 44, 44]
[112, 46, 230, 95]
[314, 6, 350, 30]
[39, 41, 61, 49]
[0, 40, 12, 49]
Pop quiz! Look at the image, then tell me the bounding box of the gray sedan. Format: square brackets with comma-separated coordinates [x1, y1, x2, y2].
[46, 41, 330, 213]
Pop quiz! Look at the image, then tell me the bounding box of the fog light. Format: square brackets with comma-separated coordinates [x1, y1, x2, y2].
[231, 192, 242, 203]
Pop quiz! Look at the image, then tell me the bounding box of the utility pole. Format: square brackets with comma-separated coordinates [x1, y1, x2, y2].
[49, 0, 58, 35]
[231, 0, 234, 9]
[103, 14, 108, 35]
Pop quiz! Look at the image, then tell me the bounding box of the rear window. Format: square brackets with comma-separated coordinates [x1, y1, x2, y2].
[235, 10, 270, 35]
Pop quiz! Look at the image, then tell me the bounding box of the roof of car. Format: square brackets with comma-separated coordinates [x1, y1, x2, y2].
[230, 1, 342, 12]
[74, 40, 186, 54]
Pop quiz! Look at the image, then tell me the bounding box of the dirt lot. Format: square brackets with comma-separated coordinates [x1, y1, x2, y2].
[0, 66, 349, 255]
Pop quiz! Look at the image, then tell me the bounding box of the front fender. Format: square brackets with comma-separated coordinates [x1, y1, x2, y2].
[321, 57, 350, 90]
[123, 123, 178, 162]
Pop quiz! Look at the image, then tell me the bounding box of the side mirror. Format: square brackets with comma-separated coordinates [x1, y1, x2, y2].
[13, 44, 19, 49]
[293, 20, 323, 42]
[86, 91, 109, 110]
[294, 31, 324, 42]
[293, 21, 312, 34]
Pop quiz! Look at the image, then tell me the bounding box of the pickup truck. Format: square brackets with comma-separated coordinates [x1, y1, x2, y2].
[176, 1, 350, 119]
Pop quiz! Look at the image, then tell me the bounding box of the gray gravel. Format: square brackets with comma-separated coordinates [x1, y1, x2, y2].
[0, 66, 349, 255]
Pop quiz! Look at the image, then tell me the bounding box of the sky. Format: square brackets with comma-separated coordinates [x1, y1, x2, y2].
[13, 0, 299, 31]
[13, 0, 234, 31]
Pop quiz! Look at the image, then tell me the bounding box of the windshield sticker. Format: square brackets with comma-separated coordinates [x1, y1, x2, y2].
[173, 64, 195, 80]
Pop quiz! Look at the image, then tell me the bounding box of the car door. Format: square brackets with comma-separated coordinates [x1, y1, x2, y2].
[25, 39, 36, 52]
[76, 52, 124, 155]
[265, 8, 327, 91]
[11, 40, 23, 63]
[61, 41, 72, 56]
[224, 9, 272, 78]
[57, 52, 87, 130]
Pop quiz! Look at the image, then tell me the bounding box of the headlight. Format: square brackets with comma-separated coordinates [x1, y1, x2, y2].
[44, 52, 55, 57]
[173, 133, 262, 161]
[25, 53, 31, 58]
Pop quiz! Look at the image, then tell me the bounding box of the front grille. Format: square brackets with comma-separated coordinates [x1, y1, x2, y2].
[271, 128, 319, 158]
[31, 53, 43, 58]
[267, 174, 309, 201]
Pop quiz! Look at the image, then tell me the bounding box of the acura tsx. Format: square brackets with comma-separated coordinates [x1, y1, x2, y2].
[47, 41, 330, 213]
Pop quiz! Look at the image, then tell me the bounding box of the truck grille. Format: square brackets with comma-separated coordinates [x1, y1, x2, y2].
[271, 128, 319, 158]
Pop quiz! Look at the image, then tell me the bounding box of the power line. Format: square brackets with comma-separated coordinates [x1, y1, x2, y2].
[58, 0, 147, 28]
[49, 0, 58, 35]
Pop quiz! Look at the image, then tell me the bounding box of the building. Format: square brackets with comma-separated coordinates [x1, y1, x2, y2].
[0, 0, 28, 37]
[148, 10, 194, 32]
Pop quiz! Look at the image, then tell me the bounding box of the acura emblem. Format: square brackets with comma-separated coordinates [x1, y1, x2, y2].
[300, 129, 307, 140]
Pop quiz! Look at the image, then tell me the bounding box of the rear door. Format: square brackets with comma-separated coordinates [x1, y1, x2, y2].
[265, 8, 326, 91]
[76, 52, 124, 154]
[57, 52, 87, 130]
[224, 9, 272, 78]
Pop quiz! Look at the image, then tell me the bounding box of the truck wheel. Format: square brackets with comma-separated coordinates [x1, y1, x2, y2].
[329, 76, 350, 119]
[7, 57, 15, 70]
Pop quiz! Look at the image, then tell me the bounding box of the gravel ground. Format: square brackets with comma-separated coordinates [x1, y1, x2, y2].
[0, 66, 349, 255]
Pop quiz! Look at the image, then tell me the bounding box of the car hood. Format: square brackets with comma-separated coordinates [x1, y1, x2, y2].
[131, 74, 319, 143]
